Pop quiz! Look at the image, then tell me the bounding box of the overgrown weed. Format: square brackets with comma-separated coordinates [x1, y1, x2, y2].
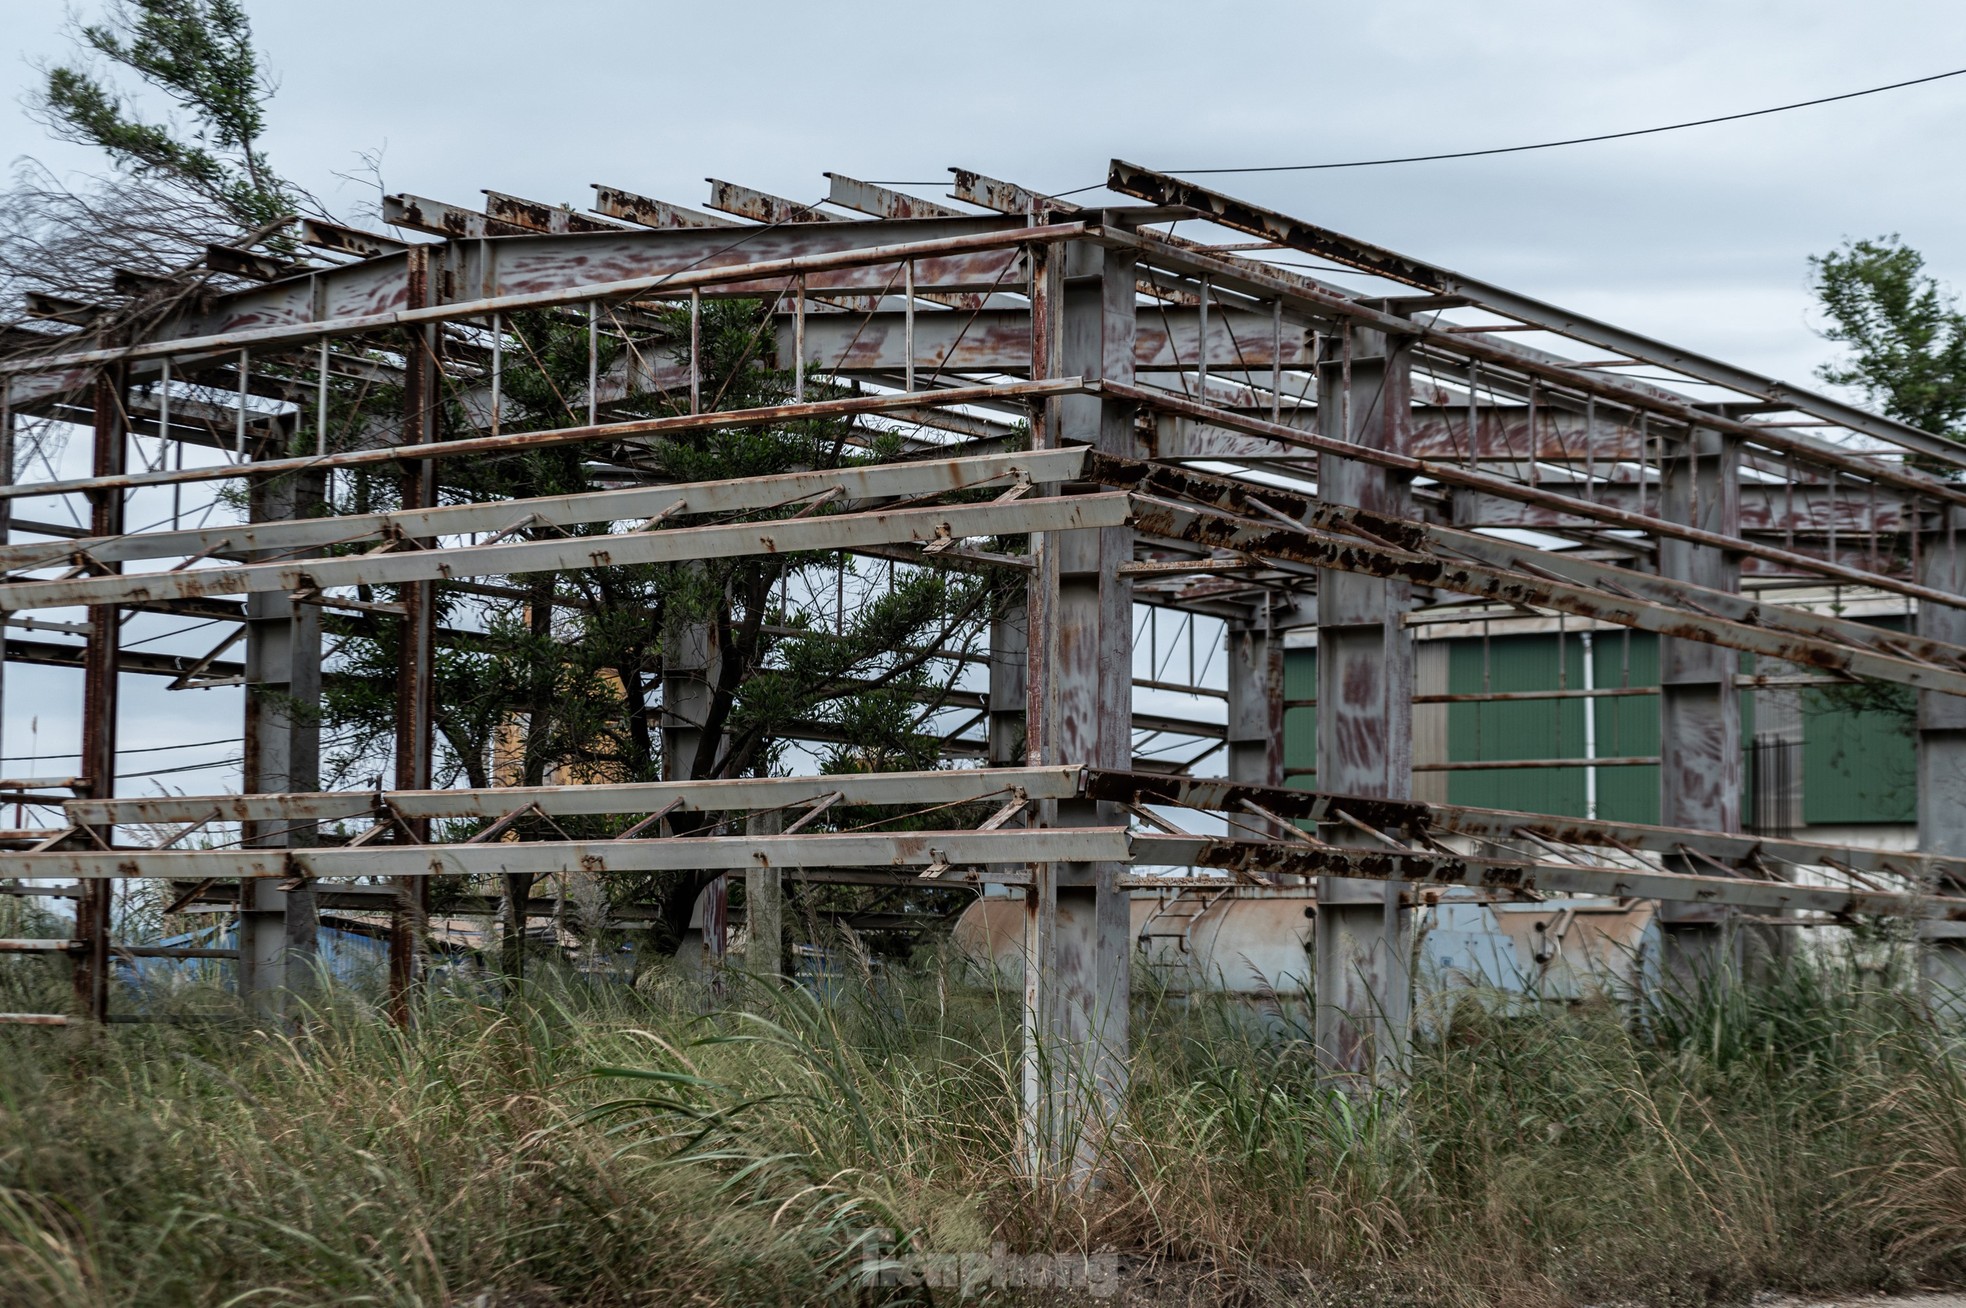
[0, 941, 1961, 1305]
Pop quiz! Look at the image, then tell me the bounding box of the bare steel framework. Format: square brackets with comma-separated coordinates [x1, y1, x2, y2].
[5, 160, 1966, 1176]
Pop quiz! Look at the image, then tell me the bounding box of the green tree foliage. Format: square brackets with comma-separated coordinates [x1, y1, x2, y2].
[33, 0, 295, 228]
[1811, 235, 1966, 444]
[1806, 238, 1966, 726]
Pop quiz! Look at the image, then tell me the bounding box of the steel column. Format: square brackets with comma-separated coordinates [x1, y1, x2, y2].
[390, 249, 438, 1020]
[1021, 239, 1135, 1184]
[742, 809, 782, 976]
[73, 371, 125, 1022]
[1920, 507, 1966, 1014]
[1313, 327, 1415, 1083]
[1226, 613, 1283, 787]
[989, 600, 1028, 769]
[1657, 426, 1743, 983]
[239, 469, 325, 1014]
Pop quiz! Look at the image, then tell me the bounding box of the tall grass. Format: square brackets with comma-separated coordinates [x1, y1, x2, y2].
[0, 941, 1962, 1306]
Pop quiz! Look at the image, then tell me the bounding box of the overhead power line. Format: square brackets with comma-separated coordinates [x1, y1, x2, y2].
[1157, 65, 1966, 175]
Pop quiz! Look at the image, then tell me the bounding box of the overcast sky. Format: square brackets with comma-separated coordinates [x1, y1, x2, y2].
[6, 0, 1966, 384]
[3, 0, 1964, 782]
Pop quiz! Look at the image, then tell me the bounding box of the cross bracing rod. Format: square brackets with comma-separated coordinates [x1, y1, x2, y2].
[66, 765, 1086, 827]
[0, 446, 1092, 573]
[0, 491, 1129, 613]
[1106, 161, 1966, 472]
[1130, 836, 1966, 922]
[0, 827, 1132, 881]
[0, 222, 1085, 384]
[0, 376, 1090, 505]
[1115, 384, 1961, 611]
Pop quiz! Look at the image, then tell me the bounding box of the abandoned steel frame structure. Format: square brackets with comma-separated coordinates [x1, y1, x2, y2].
[6, 158, 1966, 1176]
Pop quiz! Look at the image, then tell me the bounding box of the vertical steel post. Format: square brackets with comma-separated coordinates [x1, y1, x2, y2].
[239, 467, 325, 1016]
[989, 600, 1028, 769]
[1657, 425, 1743, 984]
[689, 290, 702, 416]
[1020, 239, 1136, 1184]
[0, 380, 11, 783]
[1918, 507, 1966, 1013]
[904, 261, 916, 395]
[1226, 609, 1282, 787]
[390, 248, 438, 1023]
[74, 369, 127, 1022]
[742, 809, 782, 977]
[661, 605, 721, 970]
[1313, 326, 1415, 1084]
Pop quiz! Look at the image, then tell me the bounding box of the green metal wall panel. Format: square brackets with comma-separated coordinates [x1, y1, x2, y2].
[1447, 633, 1589, 816]
[1280, 631, 1911, 827]
[1284, 647, 1316, 790]
[1801, 685, 1916, 824]
[1590, 631, 1662, 826]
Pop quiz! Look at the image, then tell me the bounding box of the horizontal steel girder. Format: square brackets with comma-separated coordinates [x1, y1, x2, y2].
[778, 307, 1312, 375]
[0, 445, 1092, 573]
[1111, 383, 1961, 612]
[64, 765, 1085, 826]
[1086, 768, 1966, 886]
[1132, 836, 1966, 921]
[0, 223, 1084, 401]
[1094, 450, 1966, 687]
[16, 821, 1962, 919]
[3, 827, 1132, 880]
[0, 492, 1131, 613]
[0, 377, 1089, 506]
[1127, 494, 1966, 696]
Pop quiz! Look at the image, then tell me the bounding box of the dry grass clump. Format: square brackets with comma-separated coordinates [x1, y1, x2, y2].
[0, 938, 1962, 1306]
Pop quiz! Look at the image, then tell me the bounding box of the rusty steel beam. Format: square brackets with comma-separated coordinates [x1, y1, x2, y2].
[0, 493, 1128, 614]
[1, 827, 1131, 881]
[1131, 836, 1966, 922]
[73, 370, 124, 1023]
[1103, 228, 1966, 515]
[65, 765, 1087, 827]
[825, 173, 964, 220]
[590, 185, 739, 230]
[384, 194, 531, 238]
[1109, 384, 1964, 612]
[705, 179, 839, 225]
[482, 191, 630, 235]
[0, 446, 1090, 574]
[1430, 801, 1963, 886]
[1106, 161, 1966, 472]
[0, 377, 1089, 506]
[0, 221, 1081, 386]
[1454, 482, 1907, 537]
[1125, 494, 1966, 697]
[780, 306, 1311, 375]
[1088, 450, 1966, 684]
[2, 637, 242, 680]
